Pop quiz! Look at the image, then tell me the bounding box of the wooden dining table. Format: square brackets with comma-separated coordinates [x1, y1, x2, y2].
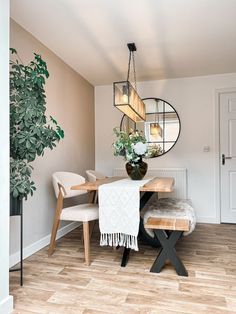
[71, 176, 174, 267]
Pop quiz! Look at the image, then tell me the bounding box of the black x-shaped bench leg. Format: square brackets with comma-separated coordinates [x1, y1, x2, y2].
[150, 229, 188, 277]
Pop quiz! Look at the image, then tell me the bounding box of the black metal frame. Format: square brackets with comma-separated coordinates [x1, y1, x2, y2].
[120, 97, 181, 157]
[150, 229, 188, 276]
[114, 42, 146, 123]
[142, 97, 181, 156]
[9, 200, 23, 286]
[127, 43, 137, 52]
[120, 191, 188, 276]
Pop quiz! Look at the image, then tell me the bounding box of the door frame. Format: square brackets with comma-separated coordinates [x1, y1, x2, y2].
[215, 87, 236, 223]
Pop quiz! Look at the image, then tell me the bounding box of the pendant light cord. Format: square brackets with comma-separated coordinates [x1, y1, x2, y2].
[132, 51, 137, 90]
[126, 51, 131, 81]
[126, 50, 137, 90]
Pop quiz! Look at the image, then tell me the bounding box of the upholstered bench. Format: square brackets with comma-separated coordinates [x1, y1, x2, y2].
[144, 198, 196, 277]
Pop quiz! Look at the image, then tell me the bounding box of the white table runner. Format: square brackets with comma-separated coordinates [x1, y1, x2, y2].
[98, 178, 150, 251]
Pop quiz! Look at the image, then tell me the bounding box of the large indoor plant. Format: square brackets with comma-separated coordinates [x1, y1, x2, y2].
[10, 48, 64, 215]
[113, 128, 148, 180]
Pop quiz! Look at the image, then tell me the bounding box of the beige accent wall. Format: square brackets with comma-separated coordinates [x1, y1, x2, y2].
[10, 20, 95, 260]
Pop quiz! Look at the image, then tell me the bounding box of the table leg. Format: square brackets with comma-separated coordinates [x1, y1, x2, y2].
[121, 248, 131, 267]
[150, 230, 188, 277]
[120, 191, 154, 267]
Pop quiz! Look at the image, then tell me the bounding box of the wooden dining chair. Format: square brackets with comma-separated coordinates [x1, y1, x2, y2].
[86, 170, 106, 182]
[86, 170, 107, 204]
[48, 171, 98, 265]
[85, 170, 106, 235]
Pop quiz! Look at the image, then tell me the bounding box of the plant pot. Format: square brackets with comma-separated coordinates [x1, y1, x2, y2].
[10, 194, 22, 216]
[126, 159, 148, 180]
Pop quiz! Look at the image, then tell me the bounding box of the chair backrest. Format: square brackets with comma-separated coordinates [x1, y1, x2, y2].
[86, 170, 106, 182]
[52, 172, 87, 199]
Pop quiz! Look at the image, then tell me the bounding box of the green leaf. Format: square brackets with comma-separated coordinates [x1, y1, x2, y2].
[10, 49, 64, 199]
[50, 115, 57, 125]
[10, 48, 17, 54]
[13, 189, 19, 198]
[26, 140, 31, 149]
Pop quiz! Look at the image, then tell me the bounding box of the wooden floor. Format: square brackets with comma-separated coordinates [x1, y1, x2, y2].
[10, 223, 236, 314]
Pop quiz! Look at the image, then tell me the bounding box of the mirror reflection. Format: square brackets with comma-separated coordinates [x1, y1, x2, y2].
[120, 98, 181, 158]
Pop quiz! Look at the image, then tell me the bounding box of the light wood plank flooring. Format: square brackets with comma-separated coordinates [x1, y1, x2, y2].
[10, 223, 236, 313]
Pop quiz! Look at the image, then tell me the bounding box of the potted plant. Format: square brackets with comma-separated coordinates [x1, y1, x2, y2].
[10, 48, 64, 215]
[113, 128, 148, 180]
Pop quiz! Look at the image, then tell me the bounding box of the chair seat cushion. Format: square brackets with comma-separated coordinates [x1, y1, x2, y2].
[144, 198, 196, 236]
[60, 204, 99, 222]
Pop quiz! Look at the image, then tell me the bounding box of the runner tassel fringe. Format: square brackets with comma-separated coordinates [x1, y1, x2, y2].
[100, 233, 139, 251]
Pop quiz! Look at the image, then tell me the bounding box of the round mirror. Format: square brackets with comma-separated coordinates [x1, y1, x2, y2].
[120, 98, 181, 158]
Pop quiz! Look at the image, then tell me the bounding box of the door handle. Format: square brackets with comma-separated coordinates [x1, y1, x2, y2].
[222, 154, 232, 165]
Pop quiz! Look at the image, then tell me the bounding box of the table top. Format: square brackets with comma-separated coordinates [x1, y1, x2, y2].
[71, 176, 174, 193]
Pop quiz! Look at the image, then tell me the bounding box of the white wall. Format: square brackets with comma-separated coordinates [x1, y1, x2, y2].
[95, 73, 236, 223]
[10, 20, 95, 266]
[0, 0, 13, 313]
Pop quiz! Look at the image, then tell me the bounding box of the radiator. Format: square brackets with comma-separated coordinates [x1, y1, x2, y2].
[113, 168, 187, 199]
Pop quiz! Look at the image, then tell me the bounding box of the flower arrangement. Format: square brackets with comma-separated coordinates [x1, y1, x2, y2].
[113, 128, 148, 163]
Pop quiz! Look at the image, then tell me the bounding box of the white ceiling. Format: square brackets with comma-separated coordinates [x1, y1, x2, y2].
[11, 0, 236, 86]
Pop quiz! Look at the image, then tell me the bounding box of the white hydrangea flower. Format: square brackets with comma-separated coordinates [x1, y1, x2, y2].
[133, 142, 147, 155]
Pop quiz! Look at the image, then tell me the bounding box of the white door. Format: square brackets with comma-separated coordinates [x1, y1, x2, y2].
[220, 92, 236, 223]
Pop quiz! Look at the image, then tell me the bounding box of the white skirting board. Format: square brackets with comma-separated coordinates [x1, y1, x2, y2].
[114, 167, 187, 199]
[196, 216, 218, 223]
[0, 295, 13, 314]
[9, 221, 81, 268]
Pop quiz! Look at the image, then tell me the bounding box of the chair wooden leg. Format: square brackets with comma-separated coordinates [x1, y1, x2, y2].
[82, 221, 95, 243]
[82, 220, 96, 243]
[88, 191, 96, 203]
[48, 190, 63, 256]
[48, 218, 60, 256]
[82, 191, 96, 243]
[94, 191, 98, 204]
[83, 221, 90, 266]
[89, 220, 96, 239]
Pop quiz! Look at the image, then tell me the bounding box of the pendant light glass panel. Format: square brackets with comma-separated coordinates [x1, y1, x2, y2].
[149, 99, 163, 137]
[150, 123, 162, 136]
[114, 81, 146, 122]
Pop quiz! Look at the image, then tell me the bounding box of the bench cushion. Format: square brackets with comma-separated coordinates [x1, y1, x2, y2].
[144, 198, 196, 236]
